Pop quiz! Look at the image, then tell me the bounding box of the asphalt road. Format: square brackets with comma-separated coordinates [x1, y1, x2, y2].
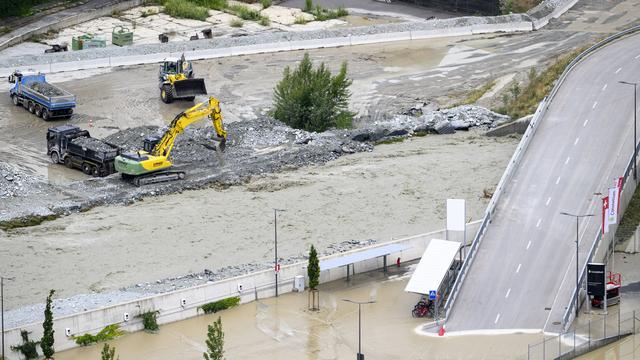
[446, 31, 640, 332]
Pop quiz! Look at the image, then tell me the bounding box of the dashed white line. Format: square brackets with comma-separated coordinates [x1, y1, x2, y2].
[615, 67, 622, 74]
[536, 218, 542, 228]
[505, 288, 511, 298]
[592, 101, 598, 109]
[574, 137, 580, 145]
[583, 119, 589, 127]
[495, 313, 501, 324]
[516, 264, 522, 273]
[546, 197, 552, 206]
[526, 241, 532, 250]
[565, 156, 571, 165]
[636, 54, 640, 59]
[556, 176, 561, 184]
[602, 84, 608, 91]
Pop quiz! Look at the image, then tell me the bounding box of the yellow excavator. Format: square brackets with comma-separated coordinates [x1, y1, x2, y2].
[159, 53, 208, 103]
[114, 96, 227, 186]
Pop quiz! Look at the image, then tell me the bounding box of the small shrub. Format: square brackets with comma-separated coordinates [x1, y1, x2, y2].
[304, 0, 313, 12]
[294, 15, 308, 24]
[101, 343, 117, 360]
[73, 324, 125, 346]
[199, 297, 240, 314]
[228, 4, 261, 20]
[203, 317, 224, 360]
[138, 310, 159, 332]
[191, 0, 228, 10]
[11, 330, 39, 359]
[261, 0, 271, 9]
[308, 5, 348, 21]
[258, 15, 270, 26]
[163, 0, 209, 20]
[230, 18, 244, 27]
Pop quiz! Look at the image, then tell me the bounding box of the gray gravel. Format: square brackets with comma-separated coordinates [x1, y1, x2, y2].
[27, 81, 64, 97]
[71, 136, 116, 152]
[0, 161, 50, 200]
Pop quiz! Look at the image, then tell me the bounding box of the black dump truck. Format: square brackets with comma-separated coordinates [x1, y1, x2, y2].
[47, 125, 120, 177]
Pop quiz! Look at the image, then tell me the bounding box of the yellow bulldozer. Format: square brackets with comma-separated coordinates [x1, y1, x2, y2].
[158, 53, 208, 103]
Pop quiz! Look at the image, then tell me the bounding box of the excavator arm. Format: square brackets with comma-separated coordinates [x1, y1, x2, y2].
[152, 96, 227, 159]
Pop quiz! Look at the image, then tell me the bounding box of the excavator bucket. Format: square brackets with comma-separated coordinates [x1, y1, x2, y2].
[173, 78, 207, 98]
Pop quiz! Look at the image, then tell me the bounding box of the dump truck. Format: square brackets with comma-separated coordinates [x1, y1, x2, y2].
[158, 53, 207, 103]
[47, 125, 120, 177]
[9, 71, 76, 120]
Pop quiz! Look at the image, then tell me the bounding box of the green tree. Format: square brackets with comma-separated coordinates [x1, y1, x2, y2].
[41, 289, 55, 359]
[308, 245, 320, 290]
[203, 317, 224, 360]
[273, 53, 354, 132]
[101, 343, 118, 360]
[10, 330, 39, 359]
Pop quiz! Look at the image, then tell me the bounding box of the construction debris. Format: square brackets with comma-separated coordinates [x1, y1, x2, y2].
[28, 81, 65, 96]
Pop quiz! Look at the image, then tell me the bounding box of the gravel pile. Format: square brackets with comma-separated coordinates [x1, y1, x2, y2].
[27, 81, 64, 97]
[0, 161, 47, 199]
[71, 136, 116, 152]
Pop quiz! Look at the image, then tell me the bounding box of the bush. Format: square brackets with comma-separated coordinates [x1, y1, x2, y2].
[199, 297, 240, 314]
[11, 330, 39, 359]
[138, 310, 159, 332]
[261, 0, 271, 9]
[191, 0, 228, 11]
[228, 4, 261, 20]
[294, 15, 309, 24]
[230, 18, 244, 27]
[273, 53, 354, 132]
[308, 5, 347, 21]
[304, 0, 313, 12]
[73, 325, 125, 346]
[101, 344, 117, 360]
[163, 0, 210, 20]
[258, 15, 270, 26]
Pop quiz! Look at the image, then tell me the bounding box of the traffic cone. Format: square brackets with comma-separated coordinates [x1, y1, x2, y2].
[438, 325, 446, 336]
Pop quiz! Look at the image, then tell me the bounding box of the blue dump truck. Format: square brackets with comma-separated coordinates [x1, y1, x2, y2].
[8, 71, 76, 120]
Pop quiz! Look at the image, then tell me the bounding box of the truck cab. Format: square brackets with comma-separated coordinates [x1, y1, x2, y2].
[46, 125, 87, 163]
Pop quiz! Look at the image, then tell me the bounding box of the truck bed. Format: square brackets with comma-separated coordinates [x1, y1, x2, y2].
[21, 81, 75, 109]
[69, 137, 120, 162]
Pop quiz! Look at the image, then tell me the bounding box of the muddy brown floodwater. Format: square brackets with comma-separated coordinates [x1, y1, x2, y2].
[1, 131, 517, 309]
[55, 266, 544, 360]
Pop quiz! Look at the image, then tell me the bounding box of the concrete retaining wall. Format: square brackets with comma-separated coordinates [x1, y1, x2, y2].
[1, 221, 479, 359]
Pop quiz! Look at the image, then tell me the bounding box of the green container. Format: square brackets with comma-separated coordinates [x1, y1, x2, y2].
[83, 37, 107, 49]
[112, 26, 133, 47]
[71, 34, 92, 50]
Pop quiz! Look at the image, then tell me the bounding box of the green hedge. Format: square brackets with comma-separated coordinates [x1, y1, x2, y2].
[199, 297, 240, 314]
[73, 324, 124, 346]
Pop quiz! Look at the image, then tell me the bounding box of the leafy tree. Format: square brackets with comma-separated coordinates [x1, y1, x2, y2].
[101, 343, 118, 360]
[203, 317, 224, 360]
[41, 289, 55, 359]
[10, 330, 39, 359]
[273, 53, 354, 133]
[308, 245, 320, 290]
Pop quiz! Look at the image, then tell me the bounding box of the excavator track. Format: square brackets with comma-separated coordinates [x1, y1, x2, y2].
[132, 171, 186, 186]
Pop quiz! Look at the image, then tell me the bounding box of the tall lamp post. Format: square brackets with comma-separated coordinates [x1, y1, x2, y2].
[619, 81, 637, 183]
[274, 208, 285, 297]
[560, 212, 593, 317]
[342, 299, 375, 360]
[1, 276, 15, 360]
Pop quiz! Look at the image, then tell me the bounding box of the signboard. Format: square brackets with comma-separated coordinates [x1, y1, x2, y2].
[274, 263, 280, 273]
[587, 263, 605, 297]
[446, 199, 466, 232]
[608, 187, 618, 225]
[429, 290, 437, 301]
[602, 196, 610, 234]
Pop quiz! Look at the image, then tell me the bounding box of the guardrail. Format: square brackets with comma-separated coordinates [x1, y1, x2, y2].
[443, 24, 640, 323]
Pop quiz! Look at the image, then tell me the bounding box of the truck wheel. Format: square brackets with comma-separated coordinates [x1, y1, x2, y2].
[161, 85, 174, 104]
[92, 166, 100, 177]
[11, 95, 19, 106]
[41, 109, 50, 121]
[34, 105, 42, 117]
[64, 157, 73, 168]
[82, 163, 92, 175]
[50, 152, 60, 164]
[28, 102, 35, 113]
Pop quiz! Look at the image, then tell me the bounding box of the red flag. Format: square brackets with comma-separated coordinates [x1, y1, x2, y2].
[602, 196, 610, 234]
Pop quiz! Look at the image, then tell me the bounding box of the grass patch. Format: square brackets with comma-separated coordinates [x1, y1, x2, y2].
[199, 297, 240, 314]
[230, 18, 244, 27]
[501, 0, 543, 14]
[73, 325, 124, 346]
[616, 185, 640, 244]
[309, 5, 348, 21]
[452, 80, 495, 107]
[227, 4, 261, 20]
[494, 46, 589, 119]
[140, 8, 158, 17]
[0, 214, 59, 231]
[138, 310, 159, 332]
[261, 0, 271, 9]
[294, 15, 309, 24]
[190, 0, 228, 11]
[375, 137, 405, 145]
[259, 16, 270, 26]
[163, 0, 210, 20]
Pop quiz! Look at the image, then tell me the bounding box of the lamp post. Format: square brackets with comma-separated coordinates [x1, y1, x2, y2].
[619, 81, 637, 183]
[560, 212, 593, 317]
[1, 276, 14, 360]
[274, 208, 285, 297]
[342, 299, 375, 360]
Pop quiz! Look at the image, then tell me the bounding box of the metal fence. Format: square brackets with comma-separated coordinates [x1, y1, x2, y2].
[529, 309, 640, 359]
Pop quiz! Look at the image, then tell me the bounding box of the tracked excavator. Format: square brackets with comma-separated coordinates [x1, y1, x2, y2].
[114, 96, 227, 186]
[159, 53, 207, 103]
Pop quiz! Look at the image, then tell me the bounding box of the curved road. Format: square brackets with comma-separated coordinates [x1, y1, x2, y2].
[447, 31, 640, 332]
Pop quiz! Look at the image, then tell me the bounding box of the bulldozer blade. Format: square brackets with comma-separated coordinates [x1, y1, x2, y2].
[173, 78, 207, 97]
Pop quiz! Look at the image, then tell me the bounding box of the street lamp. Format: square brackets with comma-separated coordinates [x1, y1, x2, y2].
[342, 299, 375, 360]
[619, 81, 637, 183]
[274, 208, 285, 297]
[560, 212, 594, 317]
[1, 276, 15, 360]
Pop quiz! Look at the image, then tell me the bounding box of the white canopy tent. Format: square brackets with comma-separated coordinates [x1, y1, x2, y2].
[404, 239, 460, 295]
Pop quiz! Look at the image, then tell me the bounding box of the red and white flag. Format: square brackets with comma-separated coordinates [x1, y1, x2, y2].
[602, 196, 610, 234]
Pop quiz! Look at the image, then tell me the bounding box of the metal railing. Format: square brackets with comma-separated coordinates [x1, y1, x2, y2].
[444, 23, 640, 322]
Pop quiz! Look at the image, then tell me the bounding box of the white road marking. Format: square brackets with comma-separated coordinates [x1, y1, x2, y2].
[574, 137, 580, 145]
[583, 119, 589, 127]
[516, 264, 522, 273]
[615, 67, 622, 74]
[546, 197, 552, 206]
[636, 54, 640, 59]
[592, 101, 598, 109]
[495, 313, 501, 324]
[505, 288, 511, 298]
[556, 176, 561, 184]
[536, 218, 542, 228]
[602, 84, 608, 91]
[565, 156, 571, 165]
[526, 241, 532, 250]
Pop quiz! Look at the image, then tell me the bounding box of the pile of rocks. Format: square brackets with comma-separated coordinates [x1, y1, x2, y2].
[0, 162, 43, 199]
[71, 136, 116, 152]
[28, 82, 64, 97]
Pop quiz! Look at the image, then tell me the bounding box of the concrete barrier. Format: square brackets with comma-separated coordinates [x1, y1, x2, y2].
[1, 221, 480, 359]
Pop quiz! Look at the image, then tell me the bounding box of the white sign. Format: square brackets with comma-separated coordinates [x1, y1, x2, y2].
[446, 199, 466, 232]
[608, 187, 618, 225]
